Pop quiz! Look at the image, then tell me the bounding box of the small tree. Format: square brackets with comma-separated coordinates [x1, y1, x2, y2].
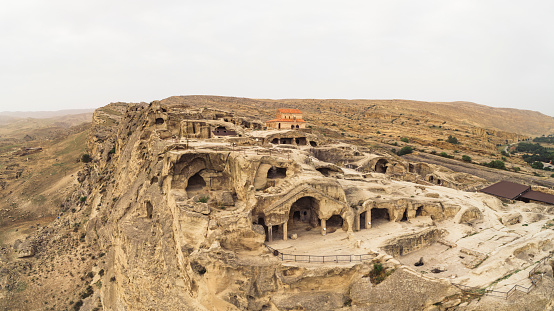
[397, 146, 413, 156]
[487, 160, 506, 170]
[461, 155, 472, 162]
[531, 161, 544, 170]
[81, 154, 92, 163]
[447, 135, 459, 144]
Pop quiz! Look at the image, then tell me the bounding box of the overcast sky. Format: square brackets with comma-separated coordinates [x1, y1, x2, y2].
[1, 1, 554, 116]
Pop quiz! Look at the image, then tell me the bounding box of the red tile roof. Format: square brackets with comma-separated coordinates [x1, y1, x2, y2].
[266, 119, 305, 123]
[278, 109, 302, 114]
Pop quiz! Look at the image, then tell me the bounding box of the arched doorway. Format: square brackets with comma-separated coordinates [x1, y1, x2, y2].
[360, 211, 367, 229]
[267, 167, 286, 179]
[371, 208, 390, 227]
[186, 171, 206, 197]
[288, 196, 320, 235]
[327, 215, 343, 232]
[375, 159, 389, 174]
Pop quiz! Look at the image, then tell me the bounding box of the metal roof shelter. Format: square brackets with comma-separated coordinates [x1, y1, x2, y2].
[480, 181, 530, 200]
[519, 190, 554, 205]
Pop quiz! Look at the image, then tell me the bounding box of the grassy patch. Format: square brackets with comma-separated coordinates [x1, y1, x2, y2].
[367, 263, 395, 285]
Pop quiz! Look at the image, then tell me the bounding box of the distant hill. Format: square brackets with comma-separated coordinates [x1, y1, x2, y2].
[0, 113, 93, 140]
[160, 96, 554, 138]
[0, 109, 96, 119]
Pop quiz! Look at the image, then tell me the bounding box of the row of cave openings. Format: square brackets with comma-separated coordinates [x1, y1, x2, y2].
[270, 137, 317, 147]
[256, 198, 426, 242]
[255, 196, 345, 242]
[277, 124, 301, 129]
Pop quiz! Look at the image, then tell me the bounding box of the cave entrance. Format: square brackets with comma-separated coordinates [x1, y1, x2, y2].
[280, 138, 293, 144]
[289, 196, 319, 236]
[401, 209, 408, 222]
[145, 201, 153, 219]
[409, 164, 415, 173]
[317, 167, 331, 176]
[155, 118, 165, 125]
[267, 167, 286, 179]
[293, 211, 301, 222]
[327, 215, 343, 230]
[295, 137, 307, 145]
[415, 206, 424, 217]
[258, 217, 269, 242]
[271, 138, 279, 144]
[375, 159, 389, 174]
[309, 141, 317, 147]
[360, 211, 367, 229]
[371, 208, 390, 226]
[186, 171, 206, 197]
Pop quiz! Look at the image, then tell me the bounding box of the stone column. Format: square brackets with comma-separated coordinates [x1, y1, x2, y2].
[368, 210, 372, 229]
[321, 219, 326, 236]
[283, 222, 288, 241]
[268, 226, 273, 242]
[355, 213, 360, 231]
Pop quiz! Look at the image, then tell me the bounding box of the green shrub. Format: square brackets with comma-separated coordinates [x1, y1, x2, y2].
[400, 137, 409, 143]
[484, 160, 506, 170]
[81, 154, 92, 163]
[397, 146, 413, 156]
[439, 152, 454, 159]
[531, 161, 544, 170]
[197, 196, 209, 203]
[461, 155, 472, 162]
[447, 135, 459, 144]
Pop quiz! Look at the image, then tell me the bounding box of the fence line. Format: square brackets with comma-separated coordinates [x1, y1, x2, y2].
[265, 245, 373, 263]
[267, 244, 552, 299]
[452, 253, 552, 299]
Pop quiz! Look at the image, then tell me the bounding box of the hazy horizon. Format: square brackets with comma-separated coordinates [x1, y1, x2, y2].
[2, 1, 553, 117]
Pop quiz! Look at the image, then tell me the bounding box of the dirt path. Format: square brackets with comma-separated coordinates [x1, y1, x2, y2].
[404, 152, 554, 188]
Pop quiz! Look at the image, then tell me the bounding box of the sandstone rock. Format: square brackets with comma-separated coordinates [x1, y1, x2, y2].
[16, 241, 35, 258]
[501, 212, 522, 225]
[12, 239, 22, 250]
[208, 219, 218, 230]
[251, 224, 265, 236]
[456, 206, 483, 223]
[214, 191, 235, 206]
[273, 292, 346, 311]
[192, 203, 210, 215]
[425, 193, 440, 198]
[349, 277, 373, 303]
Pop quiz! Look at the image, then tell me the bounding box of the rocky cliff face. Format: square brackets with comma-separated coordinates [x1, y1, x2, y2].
[4, 97, 554, 311]
[75, 101, 478, 310]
